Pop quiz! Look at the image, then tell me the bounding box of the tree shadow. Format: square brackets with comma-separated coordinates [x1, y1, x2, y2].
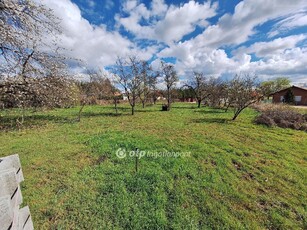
[192, 118, 229, 124]
[105, 106, 131, 111]
[194, 109, 226, 114]
[0, 109, 128, 131]
[134, 109, 157, 113]
[81, 111, 125, 117]
[0, 114, 75, 131]
[172, 106, 197, 110]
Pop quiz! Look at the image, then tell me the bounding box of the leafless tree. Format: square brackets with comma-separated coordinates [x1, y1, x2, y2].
[227, 75, 261, 120]
[161, 61, 178, 111]
[206, 77, 228, 108]
[77, 69, 120, 121]
[139, 61, 158, 108]
[112, 56, 144, 115]
[184, 72, 210, 108]
[107, 74, 121, 114]
[150, 77, 159, 104]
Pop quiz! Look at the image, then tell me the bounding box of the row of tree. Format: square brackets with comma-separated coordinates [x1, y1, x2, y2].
[0, 0, 292, 123]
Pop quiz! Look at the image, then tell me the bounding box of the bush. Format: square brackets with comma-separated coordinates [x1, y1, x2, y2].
[255, 114, 275, 127]
[255, 107, 307, 131]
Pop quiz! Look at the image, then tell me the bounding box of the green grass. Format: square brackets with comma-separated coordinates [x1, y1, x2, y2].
[0, 103, 306, 229]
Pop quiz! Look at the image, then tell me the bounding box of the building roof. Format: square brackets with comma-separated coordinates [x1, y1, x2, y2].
[270, 85, 307, 96]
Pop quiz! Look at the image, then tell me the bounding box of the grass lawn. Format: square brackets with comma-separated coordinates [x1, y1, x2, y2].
[0, 103, 306, 229]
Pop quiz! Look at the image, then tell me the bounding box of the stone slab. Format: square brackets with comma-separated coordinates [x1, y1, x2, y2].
[0, 196, 14, 230]
[0, 169, 18, 198]
[18, 206, 34, 230]
[0, 154, 24, 183]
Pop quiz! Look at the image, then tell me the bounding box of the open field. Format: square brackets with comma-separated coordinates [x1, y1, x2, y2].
[0, 103, 306, 229]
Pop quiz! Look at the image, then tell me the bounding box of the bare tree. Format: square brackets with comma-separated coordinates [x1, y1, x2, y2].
[77, 69, 120, 121]
[206, 77, 228, 108]
[150, 79, 158, 104]
[138, 61, 155, 108]
[161, 62, 178, 111]
[184, 72, 210, 108]
[107, 74, 121, 114]
[227, 75, 261, 120]
[112, 56, 144, 115]
[110, 85, 121, 114]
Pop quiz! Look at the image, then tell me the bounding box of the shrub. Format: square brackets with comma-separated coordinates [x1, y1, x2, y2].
[255, 114, 275, 127]
[255, 106, 307, 131]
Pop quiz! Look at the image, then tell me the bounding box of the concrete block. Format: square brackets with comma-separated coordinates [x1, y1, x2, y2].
[0, 196, 13, 230]
[0, 154, 24, 183]
[18, 206, 34, 230]
[0, 169, 18, 198]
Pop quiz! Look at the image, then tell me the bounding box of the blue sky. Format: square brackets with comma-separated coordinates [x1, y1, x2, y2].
[43, 0, 307, 84]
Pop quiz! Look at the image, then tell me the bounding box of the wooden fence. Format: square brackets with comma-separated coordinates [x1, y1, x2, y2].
[0, 154, 33, 230]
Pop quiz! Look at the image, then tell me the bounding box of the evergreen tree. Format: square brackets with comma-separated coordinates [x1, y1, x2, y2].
[284, 89, 295, 104]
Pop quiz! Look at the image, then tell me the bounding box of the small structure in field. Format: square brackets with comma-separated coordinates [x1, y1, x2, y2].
[270, 86, 307, 105]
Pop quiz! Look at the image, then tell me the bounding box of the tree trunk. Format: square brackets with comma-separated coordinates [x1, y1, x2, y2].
[232, 108, 243, 120]
[167, 88, 171, 111]
[114, 99, 118, 114]
[197, 99, 201, 108]
[142, 101, 145, 108]
[16, 107, 25, 128]
[131, 105, 135, 115]
[77, 104, 85, 122]
[232, 114, 238, 120]
[225, 103, 231, 112]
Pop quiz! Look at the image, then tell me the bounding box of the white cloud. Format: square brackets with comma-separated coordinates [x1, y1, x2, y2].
[190, 0, 307, 49]
[233, 34, 307, 58]
[39, 0, 307, 83]
[156, 0, 307, 82]
[43, 0, 134, 68]
[117, 0, 217, 44]
[247, 47, 307, 76]
[269, 11, 307, 37]
[158, 40, 307, 82]
[151, 0, 168, 16]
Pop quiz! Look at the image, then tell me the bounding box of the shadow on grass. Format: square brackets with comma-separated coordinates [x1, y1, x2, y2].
[105, 107, 131, 111]
[194, 109, 226, 114]
[0, 114, 74, 131]
[134, 109, 158, 113]
[192, 117, 229, 124]
[81, 111, 125, 118]
[172, 106, 197, 110]
[0, 110, 126, 131]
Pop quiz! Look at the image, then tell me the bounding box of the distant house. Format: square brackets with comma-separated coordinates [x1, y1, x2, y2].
[180, 97, 195, 102]
[271, 86, 307, 105]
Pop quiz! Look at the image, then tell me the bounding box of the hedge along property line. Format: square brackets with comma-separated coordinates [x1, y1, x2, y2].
[0, 154, 34, 230]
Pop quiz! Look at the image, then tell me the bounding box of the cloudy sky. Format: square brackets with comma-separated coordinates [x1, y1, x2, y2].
[42, 0, 307, 84]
